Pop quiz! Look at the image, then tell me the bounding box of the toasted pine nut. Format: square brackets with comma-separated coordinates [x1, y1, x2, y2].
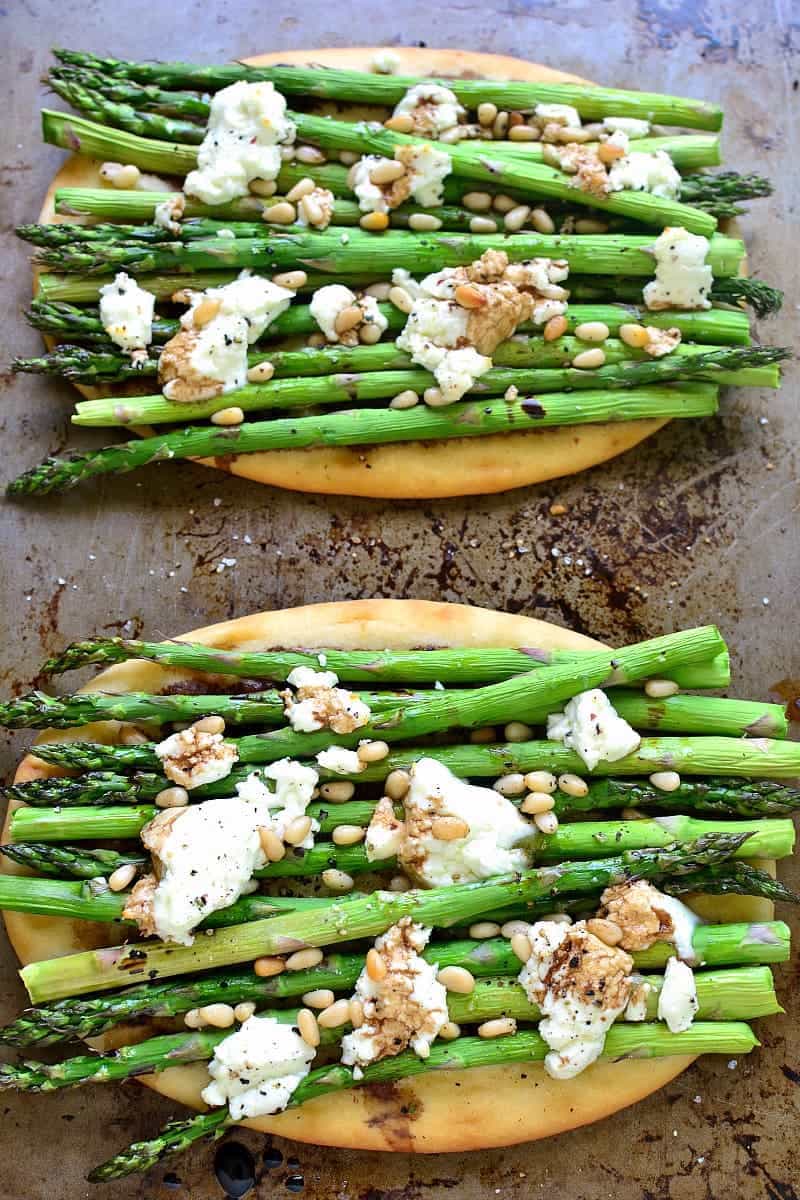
[322, 868, 354, 892]
[649, 770, 682, 792]
[454, 283, 486, 309]
[297, 1007, 320, 1047]
[318, 999, 351, 1028]
[439, 1020, 461, 1040]
[541, 143, 562, 167]
[320, 781, 355, 802]
[385, 113, 415, 133]
[539, 912, 574, 925]
[423, 386, 449, 407]
[332, 824, 365, 846]
[389, 874, 410, 892]
[477, 102, 498, 126]
[504, 204, 531, 232]
[199, 1003, 235, 1028]
[431, 815, 470, 841]
[622, 806, 648, 820]
[296, 145, 326, 164]
[521, 791, 556, 815]
[259, 826, 286, 862]
[494, 773, 526, 797]
[357, 740, 389, 763]
[349, 998, 365, 1028]
[469, 921, 500, 940]
[524, 771, 557, 794]
[302, 988, 335, 1009]
[234, 1002, 256, 1022]
[388, 285, 414, 313]
[469, 216, 498, 233]
[360, 211, 390, 232]
[247, 360, 276, 384]
[366, 948, 388, 981]
[334, 304, 365, 335]
[339, 149, 359, 165]
[249, 178, 278, 197]
[463, 191, 493, 212]
[508, 124, 537, 142]
[470, 725, 496, 743]
[286, 947, 324, 971]
[273, 269, 308, 290]
[436, 965, 475, 994]
[285, 177, 316, 202]
[108, 863, 137, 892]
[370, 158, 407, 185]
[491, 193, 516, 213]
[543, 314, 568, 341]
[283, 815, 313, 846]
[575, 321, 610, 343]
[263, 201, 296, 224]
[478, 1017, 517, 1039]
[549, 502, 568, 516]
[194, 715, 225, 734]
[100, 161, 141, 189]
[211, 406, 245, 426]
[530, 207, 555, 234]
[408, 213, 442, 232]
[644, 679, 680, 698]
[598, 140, 625, 164]
[359, 322, 382, 344]
[390, 389, 419, 410]
[184, 1008, 205, 1028]
[299, 195, 325, 226]
[575, 218, 610, 234]
[511, 932, 533, 962]
[385, 769, 411, 800]
[191, 297, 222, 328]
[307, 332, 327, 348]
[504, 721, 532, 743]
[534, 811, 559, 834]
[586, 918, 624, 946]
[572, 348, 606, 369]
[492, 111, 510, 139]
[155, 786, 189, 808]
[254, 956, 285, 977]
[365, 281, 392, 300]
[619, 323, 650, 349]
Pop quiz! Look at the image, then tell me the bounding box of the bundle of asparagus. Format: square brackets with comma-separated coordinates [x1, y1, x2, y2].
[0, 619, 795, 1180]
[8, 49, 786, 498]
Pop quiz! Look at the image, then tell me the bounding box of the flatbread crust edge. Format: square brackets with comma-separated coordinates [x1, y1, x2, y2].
[3, 598, 769, 1151]
[36, 47, 668, 499]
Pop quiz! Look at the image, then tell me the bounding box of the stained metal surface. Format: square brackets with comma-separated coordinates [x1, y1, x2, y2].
[0, 2, 798, 1197]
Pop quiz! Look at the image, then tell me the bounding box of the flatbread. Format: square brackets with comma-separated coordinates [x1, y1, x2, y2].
[2, 600, 769, 1151]
[37, 48, 670, 498]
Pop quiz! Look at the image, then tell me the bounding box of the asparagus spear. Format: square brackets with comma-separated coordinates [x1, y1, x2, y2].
[2, 922, 788, 1048]
[50, 62, 212, 118]
[52, 49, 724, 130]
[18, 836, 752, 1002]
[48, 73, 207, 144]
[0, 684, 784, 737]
[664, 861, 800, 905]
[6, 382, 720, 497]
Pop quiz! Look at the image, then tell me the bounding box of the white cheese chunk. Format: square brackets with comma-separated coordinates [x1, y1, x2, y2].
[235, 758, 319, 848]
[396, 296, 490, 404]
[283, 666, 372, 734]
[546, 688, 641, 770]
[153, 194, 185, 234]
[365, 796, 406, 862]
[186, 312, 250, 393]
[535, 102, 581, 128]
[602, 116, 651, 138]
[608, 150, 681, 200]
[371, 49, 401, 74]
[403, 144, 452, 207]
[99, 272, 155, 354]
[624, 976, 652, 1022]
[340, 920, 448, 1066]
[351, 156, 391, 214]
[183, 271, 295, 344]
[202, 1015, 315, 1118]
[309, 285, 388, 344]
[185, 81, 295, 206]
[599, 879, 703, 963]
[155, 722, 238, 790]
[657, 957, 698, 1032]
[316, 746, 365, 774]
[643, 226, 713, 311]
[393, 84, 464, 135]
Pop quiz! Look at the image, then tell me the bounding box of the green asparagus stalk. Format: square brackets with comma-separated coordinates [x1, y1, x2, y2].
[48, 73, 207, 143]
[18, 835, 751, 1002]
[6, 383, 721, 497]
[663, 861, 800, 905]
[52, 49, 724, 130]
[50, 63, 212, 118]
[1, 842, 147, 879]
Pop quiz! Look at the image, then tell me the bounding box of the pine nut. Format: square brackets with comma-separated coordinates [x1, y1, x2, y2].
[644, 678, 680, 698]
[247, 360, 275, 384]
[349, 998, 365, 1027]
[543, 315, 568, 341]
[254, 956, 286, 977]
[359, 322, 382, 344]
[452, 283, 484, 310]
[281, 145, 296, 162]
[385, 113, 415, 133]
[408, 213, 442, 232]
[365, 281, 392, 300]
[540, 912, 573, 925]
[492, 193, 517, 213]
[108, 863, 137, 892]
[508, 124, 537, 142]
[534, 811, 559, 834]
[322, 868, 354, 892]
[297, 1007, 320, 1047]
[357, 739, 389, 763]
[503, 205, 531, 232]
[504, 721, 532, 743]
[184, 1008, 205, 1028]
[436, 965, 475, 994]
[431, 816, 470, 841]
[302, 988, 335, 1009]
[283, 815, 313, 846]
[273, 270, 307, 290]
[478, 1017, 517, 1039]
[366, 948, 388, 981]
[530, 207, 555, 234]
[463, 191, 493, 212]
[439, 127, 462, 144]
[549, 502, 568, 516]
[423, 386, 450, 407]
[332, 824, 365, 846]
[370, 159, 407, 185]
[211, 406, 245, 426]
[234, 1002, 256, 1022]
[263, 201, 297, 224]
[585, 918, 624, 946]
[385, 769, 411, 799]
[477, 102, 498, 126]
[619, 323, 650, 349]
[199, 1003, 235, 1028]
[307, 332, 327, 348]
[339, 149, 359, 165]
[575, 321, 610, 343]
[469, 216, 498, 233]
[155, 786, 189, 808]
[557, 773, 588, 797]
[299, 195, 325, 226]
[194, 715, 225, 734]
[318, 999, 351, 1028]
[597, 141, 625, 164]
[286, 947, 324, 971]
[511, 932, 532, 962]
[439, 1020, 461, 1040]
[621, 807, 648, 820]
[320, 781, 355, 802]
[469, 921, 500, 940]
[575, 218, 609, 234]
[649, 770, 682, 792]
[470, 726, 496, 743]
[388, 285, 414, 313]
[249, 178, 278, 197]
[296, 145, 326, 164]
[389, 874, 411, 892]
[524, 771, 557, 794]
[541, 143, 562, 167]
[492, 111, 510, 138]
[258, 826, 286, 862]
[390, 389, 419, 410]
[521, 791, 556, 815]
[334, 304, 365, 335]
[494, 773, 526, 797]
[285, 177, 316, 202]
[572, 348, 606, 369]
[360, 211, 390, 232]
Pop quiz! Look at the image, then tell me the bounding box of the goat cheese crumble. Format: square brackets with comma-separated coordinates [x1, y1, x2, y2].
[316, 746, 365, 774]
[608, 150, 682, 200]
[371, 49, 401, 74]
[235, 758, 320, 848]
[282, 666, 372, 734]
[185, 80, 296, 205]
[393, 83, 465, 136]
[155, 720, 239, 789]
[602, 115, 651, 138]
[599, 879, 703, 963]
[98, 272, 155, 356]
[546, 688, 641, 770]
[350, 147, 452, 213]
[657, 957, 699, 1032]
[534, 102, 581, 128]
[153, 193, 185, 234]
[309, 284, 388, 345]
[202, 1015, 315, 1118]
[341, 919, 448, 1066]
[643, 226, 713, 311]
